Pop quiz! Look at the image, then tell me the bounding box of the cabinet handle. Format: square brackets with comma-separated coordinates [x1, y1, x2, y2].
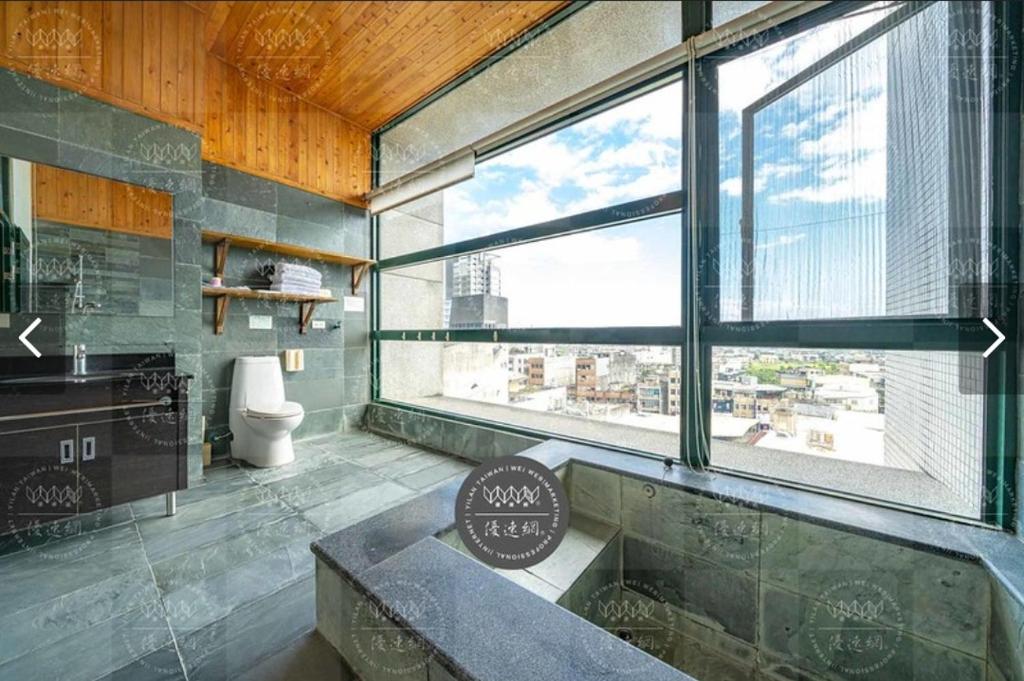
[59, 439, 74, 464]
[81, 436, 96, 462]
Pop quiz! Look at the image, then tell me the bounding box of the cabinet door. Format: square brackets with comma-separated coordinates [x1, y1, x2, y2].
[78, 410, 180, 510]
[0, 425, 80, 534]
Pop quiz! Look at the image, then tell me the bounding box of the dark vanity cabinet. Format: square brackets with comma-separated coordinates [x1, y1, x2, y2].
[0, 359, 189, 535]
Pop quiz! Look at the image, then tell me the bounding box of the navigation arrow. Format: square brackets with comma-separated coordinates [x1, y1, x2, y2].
[983, 317, 1005, 359]
[19, 317, 42, 358]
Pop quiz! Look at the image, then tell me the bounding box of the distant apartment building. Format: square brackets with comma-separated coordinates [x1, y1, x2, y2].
[526, 355, 576, 388]
[811, 375, 879, 412]
[667, 369, 681, 415]
[448, 294, 508, 329]
[637, 380, 668, 414]
[573, 356, 637, 404]
[606, 351, 638, 385]
[447, 252, 501, 297]
[445, 253, 508, 328]
[635, 347, 676, 365]
[711, 380, 787, 419]
[576, 356, 610, 391]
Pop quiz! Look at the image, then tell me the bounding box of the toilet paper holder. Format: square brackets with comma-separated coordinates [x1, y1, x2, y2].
[283, 349, 304, 372]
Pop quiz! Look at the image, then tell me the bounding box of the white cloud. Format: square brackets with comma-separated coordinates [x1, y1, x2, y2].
[721, 176, 742, 197]
[771, 89, 888, 204]
[497, 225, 681, 327]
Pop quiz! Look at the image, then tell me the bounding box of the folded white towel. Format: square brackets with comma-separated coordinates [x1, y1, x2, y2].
[270, 272, 322, 285]
[274, 263, 322, 280]
[270, 283, 322, 295]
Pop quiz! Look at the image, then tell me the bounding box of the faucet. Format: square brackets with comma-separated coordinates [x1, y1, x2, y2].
[73, 344, 87, 376]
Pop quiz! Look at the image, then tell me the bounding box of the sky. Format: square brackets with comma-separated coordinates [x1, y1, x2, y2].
[417, 3, 960, 328]
[441, 81, 684, 328]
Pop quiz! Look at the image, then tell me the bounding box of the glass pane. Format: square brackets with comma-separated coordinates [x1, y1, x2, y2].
[380, 216, 682, 330]
[712, 2, 993, 321]
[712, 1, 771, 26]
[710, 346, 985, 519]
[379, 79, 683, 259]
[381, 341, 681, 455]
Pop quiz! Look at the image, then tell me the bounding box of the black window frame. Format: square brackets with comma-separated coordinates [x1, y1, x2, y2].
[370, 0, 1021, 529]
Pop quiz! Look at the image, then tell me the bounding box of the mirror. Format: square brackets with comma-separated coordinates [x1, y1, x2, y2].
[1, 158, 174, 317]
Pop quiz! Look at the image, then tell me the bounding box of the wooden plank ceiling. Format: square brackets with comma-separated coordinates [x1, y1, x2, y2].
[0, 1, 568, 205]
[199, 1, 568, 130]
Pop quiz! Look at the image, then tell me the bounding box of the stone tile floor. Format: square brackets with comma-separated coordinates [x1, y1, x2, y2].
[0, 431, 473, 681]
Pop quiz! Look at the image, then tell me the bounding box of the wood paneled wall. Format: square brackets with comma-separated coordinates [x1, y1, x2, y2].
[203, 56, 370, 207]
[0, 1, 206, 131]
[33, 163, 174, 239]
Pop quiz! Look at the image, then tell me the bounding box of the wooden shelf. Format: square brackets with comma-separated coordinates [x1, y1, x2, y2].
[202, 287, 338, 335]
[201, 230, 374, 294]
[202, 287, 337, 303]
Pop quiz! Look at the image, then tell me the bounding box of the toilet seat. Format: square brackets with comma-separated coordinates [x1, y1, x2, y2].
[244, 401, 304, 420]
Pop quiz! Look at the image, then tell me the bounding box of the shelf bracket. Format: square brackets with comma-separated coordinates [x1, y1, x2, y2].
[352, 263, 370, 294]
[214, 295, 229, 335]
[299, 301, 318, 334]
[214, 239, 230, 279]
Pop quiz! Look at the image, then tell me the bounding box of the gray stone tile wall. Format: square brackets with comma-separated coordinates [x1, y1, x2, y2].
[0, 68, 204, 480]
[364, 403, 541, 462]
[0, 68, 372, 479]
[199, 162, 370, 454]
[565, 461, 1006, 681]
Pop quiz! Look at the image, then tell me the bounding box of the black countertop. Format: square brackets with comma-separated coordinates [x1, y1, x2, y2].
[0, 352, 183, 387]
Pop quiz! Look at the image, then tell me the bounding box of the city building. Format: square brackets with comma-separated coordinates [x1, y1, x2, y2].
[445, 253, 508, 328]
[525, 355, 576, 388]
[637, 379, 669, 414]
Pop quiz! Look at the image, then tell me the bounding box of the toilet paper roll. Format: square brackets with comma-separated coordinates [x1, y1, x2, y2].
[283, 349, 304, 372]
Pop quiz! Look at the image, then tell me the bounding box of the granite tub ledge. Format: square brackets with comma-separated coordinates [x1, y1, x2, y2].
[313, 437, 1024, 613]
[521, 439, 1024, 610]
[323, 536, 693, 681]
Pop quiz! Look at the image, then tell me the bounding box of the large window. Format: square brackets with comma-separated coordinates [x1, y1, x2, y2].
[375, 77, 684, 447]
[374, 1, 1019, 526]
[700, 0, 1017, 524]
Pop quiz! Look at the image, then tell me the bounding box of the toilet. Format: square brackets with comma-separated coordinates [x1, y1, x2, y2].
[229, 356, 304, 467]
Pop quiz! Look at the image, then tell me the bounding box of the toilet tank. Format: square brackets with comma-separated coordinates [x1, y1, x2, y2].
[230, 356, 286, 410]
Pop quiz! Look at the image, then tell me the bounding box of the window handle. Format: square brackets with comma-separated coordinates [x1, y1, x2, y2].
[81, 436, 96, 462]
[59, 439, 74, 464]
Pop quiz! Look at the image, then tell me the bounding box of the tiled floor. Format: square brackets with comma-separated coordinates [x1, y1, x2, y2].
[0, 431, 473, 681]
